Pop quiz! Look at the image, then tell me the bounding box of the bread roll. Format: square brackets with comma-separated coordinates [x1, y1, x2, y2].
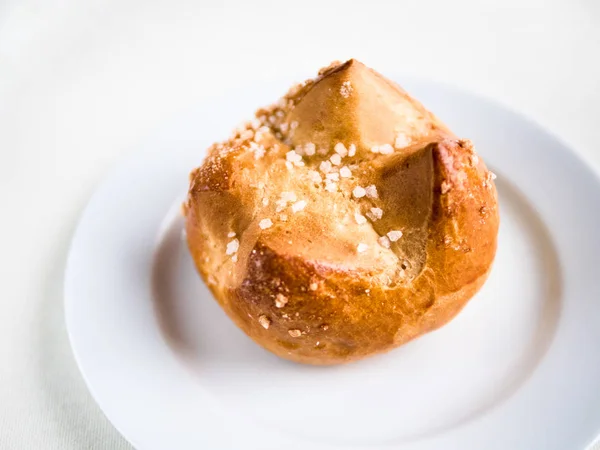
[184, 59, 499, 365]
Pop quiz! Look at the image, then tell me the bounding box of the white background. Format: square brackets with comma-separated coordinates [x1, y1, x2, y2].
[1, 0, 599, 448]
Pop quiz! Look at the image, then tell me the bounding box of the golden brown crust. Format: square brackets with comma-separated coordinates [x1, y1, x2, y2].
[185, 59, 499, 365]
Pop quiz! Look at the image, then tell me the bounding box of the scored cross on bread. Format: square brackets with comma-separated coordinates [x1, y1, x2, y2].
[185, 59, 499, 365]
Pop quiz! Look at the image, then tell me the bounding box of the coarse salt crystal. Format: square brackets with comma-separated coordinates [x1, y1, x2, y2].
[353, 186, 366, 198]
[285, 161, 293, 170]
[325, 182, 338, 192]
[231, 254, 238, 262]
[275, 294, 288, 308]
[357, 243, 369, 253]
[226, 238, 239, 255]
[368, 207, 383, 220]
[286, 150, 302, 163]
[340, 81, 353, 98]
[365, 185, 378, 199]
[259, 218, 273, 229]
[326, 172, 340, 181]
[378, 144, 394, 155]
[262, 198, 269, 206]
[291, 200, 307, 212]
[370, 145, 380, 154]
[441, 181, 451, 194]
[490, 171, 497, 180]
[258, 315, 271, 329]
[304, 142, 316, 156]
[279, 214, 288, 221]
[387, 230, 403, 242]
[354, 213, 367, 225]
[320, 161, 332, 173]
[250, 118, 261, 130]
[288, 329, 302, 337]
[308, 170, 323, 183]
[378, 236, 391, 249]
[394, 134, 411, 149]
[334, 143, 348, 157]
[309, 282, 318, 291]
[330, 153, 342, 166]
[339, 166, 352, 178]
[227, 231, 236, 238]
[348, 144, 356, 157]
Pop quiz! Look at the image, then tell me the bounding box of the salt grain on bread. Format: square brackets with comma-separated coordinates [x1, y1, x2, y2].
[185, 59, 499, 365]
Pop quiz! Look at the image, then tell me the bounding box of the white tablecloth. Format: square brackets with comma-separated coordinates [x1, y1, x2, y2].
[1, 0, 599, 448]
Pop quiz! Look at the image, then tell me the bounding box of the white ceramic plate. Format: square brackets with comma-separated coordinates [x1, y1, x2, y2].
[65, 77, 600, 450]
